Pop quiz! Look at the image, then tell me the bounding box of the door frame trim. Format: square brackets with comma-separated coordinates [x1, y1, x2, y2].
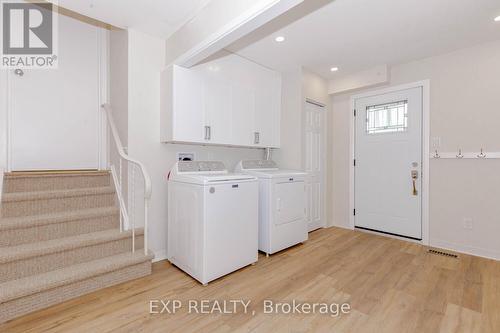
[348, 80, 430, 245]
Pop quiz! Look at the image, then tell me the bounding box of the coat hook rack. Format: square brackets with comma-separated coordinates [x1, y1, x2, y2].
[431, 148, 500, 159]
[477, 148, 486, 158]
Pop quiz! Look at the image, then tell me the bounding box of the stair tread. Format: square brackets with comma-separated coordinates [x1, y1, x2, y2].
[0, 250, 154, 303]
[0, 228, 144, 264]
[4, 170, 110, 178]
[0, 206, 119, 231]
[1, 186, 115, 202]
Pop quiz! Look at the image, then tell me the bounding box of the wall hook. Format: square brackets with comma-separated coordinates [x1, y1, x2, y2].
[477, 148, 486, 158]
[456, 148, 464, 158]
[433, 150, 440, 158]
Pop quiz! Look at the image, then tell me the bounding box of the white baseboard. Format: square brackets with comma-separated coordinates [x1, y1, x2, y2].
[431, 239, 500, 261]
[152, 248, 168, 263]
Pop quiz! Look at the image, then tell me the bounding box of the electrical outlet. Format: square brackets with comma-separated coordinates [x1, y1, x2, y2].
[463, 218, 473, 230]
[177, 152, 195, 161]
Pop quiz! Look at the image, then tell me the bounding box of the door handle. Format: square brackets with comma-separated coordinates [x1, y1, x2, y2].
[411, 170, 418, 196]
[14, 68, 24, 77]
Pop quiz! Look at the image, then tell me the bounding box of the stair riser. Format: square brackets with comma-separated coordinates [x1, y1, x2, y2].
[1, 193, 115, 218]
[0, 261, 151, 323]
[4, 175, 111, 193]
[0, 214, 120, 247]
[0, 235, 144, 283]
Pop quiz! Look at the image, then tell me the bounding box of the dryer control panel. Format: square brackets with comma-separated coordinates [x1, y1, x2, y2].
[178, 161, 226, 173]
[240, 160, 278, 170]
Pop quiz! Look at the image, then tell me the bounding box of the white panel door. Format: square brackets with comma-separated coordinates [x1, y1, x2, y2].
[304, 102, 325, 231]
[354, 87, 422, 239]
[9, 14, 101, 171]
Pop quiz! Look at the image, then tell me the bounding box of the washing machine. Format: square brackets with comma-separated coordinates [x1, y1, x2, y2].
[235, 160, 307, 256]
[168, 161, 258, 285]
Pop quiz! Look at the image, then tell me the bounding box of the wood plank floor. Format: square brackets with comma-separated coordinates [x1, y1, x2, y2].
[1, 227, 499, 333]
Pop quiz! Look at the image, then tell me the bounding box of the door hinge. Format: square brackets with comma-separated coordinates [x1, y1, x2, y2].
[353, 109, 356, 117]
[353, 209, 356, 216]
[353, 159, 356, 167]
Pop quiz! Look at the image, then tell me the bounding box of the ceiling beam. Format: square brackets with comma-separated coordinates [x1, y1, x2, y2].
[167, 0, 304, 68]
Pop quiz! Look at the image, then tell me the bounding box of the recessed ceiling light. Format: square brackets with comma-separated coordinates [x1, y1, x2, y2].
[330, 67, 339, 72]
[495, 15, 500, 22]
[275, 36, 285, 42]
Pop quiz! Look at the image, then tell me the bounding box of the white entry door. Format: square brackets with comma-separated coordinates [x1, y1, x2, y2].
[9, 14, 102, 171]
[355, 87, 422, 239]
[304, 101, 325, 232]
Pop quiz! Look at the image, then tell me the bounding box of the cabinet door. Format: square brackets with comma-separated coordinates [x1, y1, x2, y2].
[203, 77, 233, 144]
[255, 74, 281, 147]
[232, 84, 255, 146]
[173, 66, 205, 142]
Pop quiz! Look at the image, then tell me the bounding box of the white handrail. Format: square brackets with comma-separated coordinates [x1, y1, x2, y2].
[101, 103, 151, 256]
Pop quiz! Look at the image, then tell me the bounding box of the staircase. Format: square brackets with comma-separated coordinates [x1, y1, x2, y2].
[0, 171, 153, 323]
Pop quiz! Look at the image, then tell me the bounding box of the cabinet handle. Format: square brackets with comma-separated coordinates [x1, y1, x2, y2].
[204, 126, 211, 140]
[254, 132, 260, 144]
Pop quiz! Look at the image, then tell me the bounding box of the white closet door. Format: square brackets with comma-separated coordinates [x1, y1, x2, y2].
[304, 102, 325, 231]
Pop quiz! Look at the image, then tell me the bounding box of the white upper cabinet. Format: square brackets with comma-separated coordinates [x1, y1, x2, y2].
[160, 52, 281, 148]
[160, 65, 205, 143]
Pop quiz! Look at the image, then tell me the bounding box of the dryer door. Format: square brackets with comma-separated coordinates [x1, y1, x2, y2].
[275, 181, 305, 225]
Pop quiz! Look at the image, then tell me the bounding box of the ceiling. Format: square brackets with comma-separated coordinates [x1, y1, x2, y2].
[51, 0, 211, 38]
[227, 0, 500, 79]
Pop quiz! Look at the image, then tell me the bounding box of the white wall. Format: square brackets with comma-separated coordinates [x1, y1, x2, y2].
[109, 29, 129, 146]
[330, 40, 500, 259]
[274, 67, 332, 225]
[0, 71, 7, 169]
[273, 68, 302, 169]
[126, 30, 263, 261]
